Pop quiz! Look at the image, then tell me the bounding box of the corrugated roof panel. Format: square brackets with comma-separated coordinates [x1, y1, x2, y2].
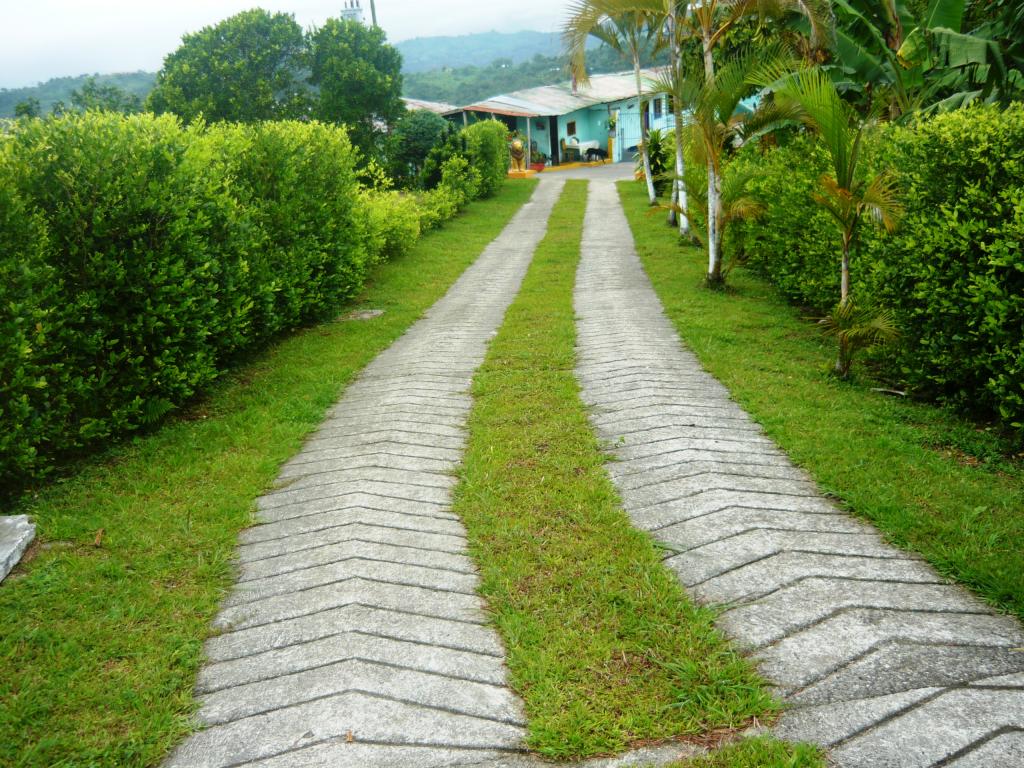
[460, 68, 666, 118]
[401, 97, 459, 114]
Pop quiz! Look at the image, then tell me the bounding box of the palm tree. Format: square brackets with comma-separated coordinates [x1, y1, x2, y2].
[753, 64, 902, 374]
[680, 0, 831, 250]
[658, 44, 794, 285]
[688, 0, 832, 85]
[568, 11, 663, 205]
[565, 0, 692, 234]
[567, 0, 833, 241]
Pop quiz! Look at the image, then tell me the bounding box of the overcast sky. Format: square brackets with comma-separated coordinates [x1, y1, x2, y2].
[1, 1, 569, 89]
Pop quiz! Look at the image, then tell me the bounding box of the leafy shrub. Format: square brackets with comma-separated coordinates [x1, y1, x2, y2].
[0, 113, 410, 493]
[724, 134, 838, 311]
[209, 120, 369, 341]
[2, 113, 239, 471]
[439, 154, 481, 209]
[463, 119, 509, 197]
[859, 105, 1024, 427]
[359, 189, 422, 261]
[415, 187, 461, 231]
[420, 124, 468, 191]
[0, 170, 54, 482]
[724, 105, 1024, 432]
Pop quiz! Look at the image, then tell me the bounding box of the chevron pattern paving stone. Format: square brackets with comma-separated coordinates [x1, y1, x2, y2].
[165, 180, 567, 768]
[573, 181, 1024, 767]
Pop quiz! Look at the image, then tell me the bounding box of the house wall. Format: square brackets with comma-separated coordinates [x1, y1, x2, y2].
[555, 107, 606, 159]
[648, 95, 677, 133]
[512, 116, 554, 164]
[610, 96, 643, 162]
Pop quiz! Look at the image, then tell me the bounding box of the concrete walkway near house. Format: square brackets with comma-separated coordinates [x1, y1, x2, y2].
[163, 179, 564, 768]
[573, 180, 1024, 768]
[542, 160, 636, 181]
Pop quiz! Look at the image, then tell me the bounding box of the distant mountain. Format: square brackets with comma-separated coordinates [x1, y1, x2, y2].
[395, 30, 568, 73]
[0, 30, 603, 118]
[0, 72, 156, 118]
[402, 43, 665, 106]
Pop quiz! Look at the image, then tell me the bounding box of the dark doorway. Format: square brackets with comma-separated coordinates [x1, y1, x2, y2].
[549, 116, 559, 164]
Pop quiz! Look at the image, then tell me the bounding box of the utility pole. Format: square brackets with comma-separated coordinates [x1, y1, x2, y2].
[369, 0, 378, 26]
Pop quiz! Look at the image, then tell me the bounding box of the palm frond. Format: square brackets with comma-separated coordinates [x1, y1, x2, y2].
[562, 0, 666, 84]
[858, 172, 903, 232]
[818, 301, 899, 350]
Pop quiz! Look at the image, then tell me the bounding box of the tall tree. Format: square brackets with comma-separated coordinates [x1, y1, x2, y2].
[147, 9, 309, 122]
[309, 18, 404, 154]
[71, 76, 141, 114]
[13, 98, 40, 118]
[388, 109, 453, 185]
[566, 10, 663, 205]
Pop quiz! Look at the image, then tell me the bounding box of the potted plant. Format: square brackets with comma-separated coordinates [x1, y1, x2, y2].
[530, 150, 548, 172]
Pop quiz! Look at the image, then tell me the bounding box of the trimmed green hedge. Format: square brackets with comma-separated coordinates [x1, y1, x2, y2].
[0, 111, 498, 493]
[462, 120, 509, 198]
[725, 104, 1024, 432]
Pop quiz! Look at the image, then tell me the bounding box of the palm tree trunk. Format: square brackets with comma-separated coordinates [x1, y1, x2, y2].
[634, 56, 657, 206]
[702, 29, 715, 82]
[673, 122, 687, 234]
[667, 171, 678, 225]
[840, 232, 852, 306]
[835, 231, 853, 376]
[668, 4, 689, 235]
[707, 159, 723, 285]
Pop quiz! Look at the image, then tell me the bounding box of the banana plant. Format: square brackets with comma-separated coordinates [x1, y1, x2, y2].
[829, 0, 1022, 117]
[752, 63, 902, 375]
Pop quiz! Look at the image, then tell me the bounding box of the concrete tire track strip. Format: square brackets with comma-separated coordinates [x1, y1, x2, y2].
[573, 180, 1024, 767]
[165, 178, 566, 768]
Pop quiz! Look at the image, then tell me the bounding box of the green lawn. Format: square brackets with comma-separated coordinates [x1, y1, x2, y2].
[619, 180, 1024, 622]
[452, 179, 795, 760]
[0, 180, 537, 767]
[669, 736, 823, 768]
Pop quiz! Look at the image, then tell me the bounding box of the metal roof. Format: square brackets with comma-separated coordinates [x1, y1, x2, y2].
[460, 68, 666, 118]
[401, 97, 459, 115]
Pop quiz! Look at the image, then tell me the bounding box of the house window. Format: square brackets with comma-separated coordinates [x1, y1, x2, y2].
[567, 120, 577, 136]
[653, 97, 663, 119]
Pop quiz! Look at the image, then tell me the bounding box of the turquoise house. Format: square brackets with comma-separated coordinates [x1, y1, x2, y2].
[441, 70, 759, 167]
[449, 69, 667, 166]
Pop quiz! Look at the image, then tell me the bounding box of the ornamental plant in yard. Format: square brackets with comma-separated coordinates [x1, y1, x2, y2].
[753, 65, 902, 377]
[462, 119, 510, 198]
